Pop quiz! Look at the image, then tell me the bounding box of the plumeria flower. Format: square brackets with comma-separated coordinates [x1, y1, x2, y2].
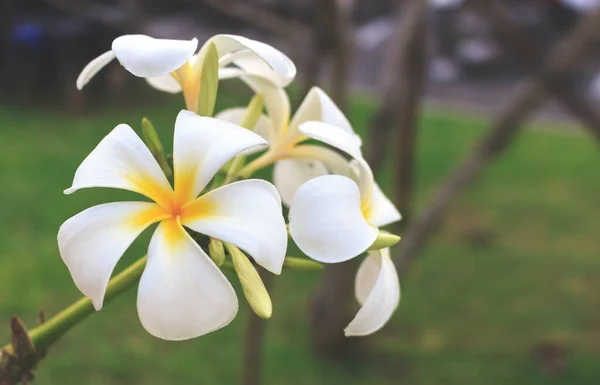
[287, 122, 401, 335]
[216, 83, 359, 205]
[58, 110, 287, 340]
[288, 121, 401, 262]
[345, 248, 400, 337]
[76, 34, 296, 112]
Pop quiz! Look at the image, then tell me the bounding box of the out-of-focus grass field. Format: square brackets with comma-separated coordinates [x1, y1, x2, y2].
[0, 91, 599, 385]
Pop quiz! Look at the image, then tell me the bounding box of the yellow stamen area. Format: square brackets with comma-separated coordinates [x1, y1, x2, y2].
[126, 173, 175, 212]
[361, 197, 374, 225]
[174, 165, 201, 207]
[159, 217, 187, 252]
[126, 204, 171, 230]
[180, 196, 216, 223]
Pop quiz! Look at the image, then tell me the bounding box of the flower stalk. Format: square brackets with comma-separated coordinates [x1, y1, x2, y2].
[1, 257, 146, 363]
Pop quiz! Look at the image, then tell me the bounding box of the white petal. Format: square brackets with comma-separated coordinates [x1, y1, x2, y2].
[299, 121, 363, 159]
[172, 110, 268, 203]
[182, 180, 287, 274]
[219, 68, 290, 138]
[299, 121, 374, 200]
[146, 74, 182, 93]
[345, 249, 400, 336]
[366, 182, 402, 228]
[138, 219, 238, 340]
[210, 34, 296, 86]
[215, 107, 274, 143]
[65, 124, 174, 209]
[288, 175, 378, 263]
[287, 87, 355, 142]
[112, 35, 198, 77]
[58, 202, 166, 310]
[76, 50, 116, 90]
[274, 158, 328, 206]
[288, 144, 352, 177]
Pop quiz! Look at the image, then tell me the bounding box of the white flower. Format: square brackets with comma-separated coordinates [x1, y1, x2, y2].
[345, 248, 400, 337]
[288, 121, 401, 263]
[76, 34, 296, 111]
[217, 85, 360, 205]
[286, 122, 401, 336]
[58, 110, 287, 340]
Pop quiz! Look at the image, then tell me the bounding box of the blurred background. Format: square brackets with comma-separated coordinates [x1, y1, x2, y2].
[1, 0, 599, 384]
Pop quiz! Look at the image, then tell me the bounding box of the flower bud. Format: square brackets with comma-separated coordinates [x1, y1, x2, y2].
[197, 42, 219, 117]
[283, 257, 323, 271]
[367, 231, 401, 251]
[225, 243, 272, 319]
[141, 118, 172, 177]
[208, 238, 226, 266]
[240, 94, 264, 130]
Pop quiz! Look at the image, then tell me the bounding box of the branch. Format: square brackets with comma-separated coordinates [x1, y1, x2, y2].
[471, 0, 600, 142]
[395, 7, 600, 272]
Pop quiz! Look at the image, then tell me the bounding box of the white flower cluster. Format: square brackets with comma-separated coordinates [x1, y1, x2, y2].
[59, 34, 402, 341]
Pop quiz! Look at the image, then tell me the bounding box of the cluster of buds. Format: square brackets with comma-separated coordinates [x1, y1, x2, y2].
[58, 34, 402, 341]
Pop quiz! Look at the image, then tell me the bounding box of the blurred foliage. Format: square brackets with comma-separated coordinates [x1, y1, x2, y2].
[0, 90, 599, 384]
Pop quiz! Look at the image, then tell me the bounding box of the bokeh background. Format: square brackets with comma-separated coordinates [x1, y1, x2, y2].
[1, 0, 599, 384]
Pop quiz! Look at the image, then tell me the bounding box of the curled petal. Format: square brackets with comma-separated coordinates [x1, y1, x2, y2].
[345, 249, 400, 336]
[138, 219, 238, 340]
[76, 50, 116, 90]
[299, 121, 362, 160]
[58, 202, 167, 310]
[182, 180, 287, 274]
[220, 68, 290, 138]
[146, 74, 182, 93]
[112, 35, 198, 77]
[273, 158, 328, 207]
[210, 34, 296, 86]
[172, 110, 267, 204]
[65, 124, 174, 209]
[287, 87, 355, 142]
[364, 182, 402, 228]
[288, 175, 378, 263]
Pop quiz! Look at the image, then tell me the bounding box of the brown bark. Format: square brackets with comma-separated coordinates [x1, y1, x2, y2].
[395, 7, 600, 273]
[308, 0, 427, 359]
[472, 0, 600, 142]
[242, 272, 273, 385]
[309, 259, 362, 359]
[366, 0, 427, 181]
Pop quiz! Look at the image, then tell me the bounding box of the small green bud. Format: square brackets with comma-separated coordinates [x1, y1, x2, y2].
[283, 257, 323, 271]
[208, 238, 226, 266]
[225, 243, 272, 319]
[197, 42, 219, 117]
[141, 118, 172, 178]
[367, 231, 401, 251]
[240, 94, 264, 130]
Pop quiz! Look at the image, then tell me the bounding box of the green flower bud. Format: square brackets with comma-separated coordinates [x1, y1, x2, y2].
[225, 244, 272, 319]
[197, 42, 219, 117]
[367, 231, 401, 251]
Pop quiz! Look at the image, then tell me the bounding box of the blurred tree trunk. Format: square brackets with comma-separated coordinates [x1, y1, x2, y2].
[367, 0, 427, 227]
[0, 0, 15, 101]
[242, 272, 273, 385]
[472, 0, 600, 141]
[300, 0, 352, 110]
[395, 6, 600, 274]
[308, 0, 427, 359]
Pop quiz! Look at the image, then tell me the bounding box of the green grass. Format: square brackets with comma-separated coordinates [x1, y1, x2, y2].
[0, 91, 599, 385]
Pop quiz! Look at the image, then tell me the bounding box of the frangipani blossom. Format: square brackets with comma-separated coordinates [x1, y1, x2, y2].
[345, 248, 400, 337]
[58, 110, 287, 340]
[217, 85, 359, 205]
[288, 121, 401, 263]
[76, 34, 296, 112]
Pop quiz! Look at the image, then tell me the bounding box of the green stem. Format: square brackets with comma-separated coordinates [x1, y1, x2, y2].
[26, 256, 146, 351]
[236, 151, 277, 179]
